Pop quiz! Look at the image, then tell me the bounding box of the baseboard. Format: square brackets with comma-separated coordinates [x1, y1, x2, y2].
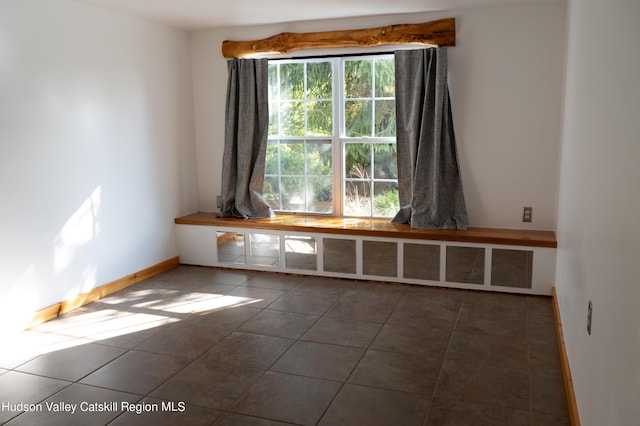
[552, 287, 581, 426]
[28, 256, 180, 328]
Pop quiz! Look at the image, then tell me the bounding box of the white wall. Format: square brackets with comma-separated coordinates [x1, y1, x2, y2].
[189, 2, 566, 230]
[0, 0, 198, 331]
[556, 0, 640, 424]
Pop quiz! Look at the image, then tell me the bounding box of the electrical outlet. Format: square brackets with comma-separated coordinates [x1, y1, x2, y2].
[587, 300, 593, 335]
[217, 195, 222, 209]
[522, 207, 532, 222]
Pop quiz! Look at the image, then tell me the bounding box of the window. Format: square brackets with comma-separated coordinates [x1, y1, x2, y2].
[266, 55, 399, 217]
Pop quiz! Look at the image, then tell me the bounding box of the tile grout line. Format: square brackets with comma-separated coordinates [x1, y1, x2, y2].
[313, 280, 409, 425]
[422, 291, 467, 425]
[218, 275, 326, 422]
[131, 273, 262, 420]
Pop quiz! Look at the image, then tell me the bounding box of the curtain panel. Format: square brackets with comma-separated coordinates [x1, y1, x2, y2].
[392, 48, 469, 230]
[220, 58, 274, 218]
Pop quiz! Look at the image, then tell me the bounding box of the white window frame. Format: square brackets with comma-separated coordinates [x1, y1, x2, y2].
[268, 54, 396, 217]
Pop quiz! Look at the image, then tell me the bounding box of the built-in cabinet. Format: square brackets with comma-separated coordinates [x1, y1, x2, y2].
[176, 224, 555, 295]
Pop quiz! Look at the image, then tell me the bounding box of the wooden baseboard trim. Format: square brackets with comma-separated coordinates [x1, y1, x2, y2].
[551, 287, 581, 426]
[29, 256, 180, 328]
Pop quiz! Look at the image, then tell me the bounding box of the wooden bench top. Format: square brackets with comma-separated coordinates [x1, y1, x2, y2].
[175, 212, 557, 248]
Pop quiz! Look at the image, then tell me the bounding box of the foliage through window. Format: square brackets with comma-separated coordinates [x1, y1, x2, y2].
[267, 55, 398, 217]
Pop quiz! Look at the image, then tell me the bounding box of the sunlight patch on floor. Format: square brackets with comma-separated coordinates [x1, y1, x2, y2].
[2, 287, 262, 370]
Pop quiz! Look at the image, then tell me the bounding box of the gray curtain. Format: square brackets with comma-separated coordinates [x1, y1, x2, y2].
[220, 58, 274, 218]
[391, 48, 469, 230]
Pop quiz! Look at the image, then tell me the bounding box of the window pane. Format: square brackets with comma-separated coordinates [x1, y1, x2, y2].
[280, 63, 304, 100]
[268, 102, 278, 136]
[344, 60, 372, 98]
[373, 143, 397, 179]
[268, 55, 395, 217]
[307, 177, 332, 213]
[281, 101, 304, 136]
[281, 177, 304, 211]
[373, 182, 399, 217]
[268, 64, 278, 100]
[280, 142, 304, 175]
[307, 62, 332, 99]
[307, 141, 332, 176]
[345, 143, 371, 179]
[345, 100, 372, 137]
[344, 180, 371, 216]
[307, 101, 332, 136]
[263, 176, 280, 210]
[375, 58, 395, 97]
[374, 99, 396, 136]
[265, 142, 279, 175]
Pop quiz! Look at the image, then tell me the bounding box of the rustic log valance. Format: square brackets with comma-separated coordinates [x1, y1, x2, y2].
[222, 18, 455, 59]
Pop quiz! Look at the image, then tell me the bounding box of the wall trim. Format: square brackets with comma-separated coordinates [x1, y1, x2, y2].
[552, 287, 581, 426]
[28, 256, 180, 329]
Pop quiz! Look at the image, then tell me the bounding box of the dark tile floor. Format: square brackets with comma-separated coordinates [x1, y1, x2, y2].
[1, 266, 570, 425]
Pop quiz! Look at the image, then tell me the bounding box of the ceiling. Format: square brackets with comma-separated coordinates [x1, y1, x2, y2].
[72, 0, 560, 30]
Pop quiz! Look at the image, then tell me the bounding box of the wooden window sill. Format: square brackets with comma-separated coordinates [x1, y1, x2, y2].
[175, 212, 556, 249]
